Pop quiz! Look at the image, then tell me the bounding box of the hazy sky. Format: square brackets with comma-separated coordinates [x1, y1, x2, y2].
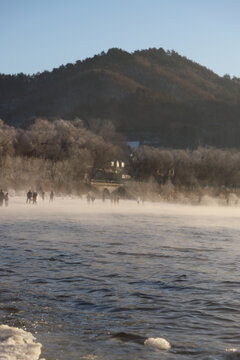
[1, 0, 240, 76]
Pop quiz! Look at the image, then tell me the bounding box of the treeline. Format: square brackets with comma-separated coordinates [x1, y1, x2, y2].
[127, 146, 240, 203]
[1, 118, 240, 201]
[130, 146, 240, 190]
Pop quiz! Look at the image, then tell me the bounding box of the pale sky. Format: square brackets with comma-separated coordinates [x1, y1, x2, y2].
[1, 0, 240, 77]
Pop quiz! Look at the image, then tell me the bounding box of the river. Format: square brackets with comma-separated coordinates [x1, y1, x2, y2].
[0, 197, 240, 359]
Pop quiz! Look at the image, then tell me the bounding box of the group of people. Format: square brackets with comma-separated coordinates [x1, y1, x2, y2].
[26, 190, 54, 204]
[0, 189, 8, 207]
[110, 193, 120, 204]
[87, 192, 95, 204]
[26, 190, 38, 204]
[102, 191, 120, 204]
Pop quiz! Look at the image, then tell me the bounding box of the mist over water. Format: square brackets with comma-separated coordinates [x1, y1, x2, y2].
[1, 197, 240, 359]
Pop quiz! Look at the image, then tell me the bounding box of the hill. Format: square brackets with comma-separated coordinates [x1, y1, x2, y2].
[1, 47, 240, 148]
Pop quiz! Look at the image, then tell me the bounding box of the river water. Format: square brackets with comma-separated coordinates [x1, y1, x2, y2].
[0, 197, 240, 360]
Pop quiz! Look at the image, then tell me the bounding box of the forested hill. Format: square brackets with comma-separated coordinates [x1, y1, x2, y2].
[1, 47, 240, 148]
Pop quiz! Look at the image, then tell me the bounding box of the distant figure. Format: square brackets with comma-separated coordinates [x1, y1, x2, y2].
[112, 194, 119, 204]
[26, 190, 32, 203]
[87, 193, 91, 204]
[102, 192, 106, 203]
[0, 190, 4, 206]
[113, 194, 119, 204]
[4, 193, 8, 207]
[226, 190, 230, 206]
[49, 191, 54, 202]
[41, 191, 45, 201]
[91, 194, 95, 204]
[198, 193, 202, 204]
[32, 191, 38, 204]
[102, 189, 109, 203]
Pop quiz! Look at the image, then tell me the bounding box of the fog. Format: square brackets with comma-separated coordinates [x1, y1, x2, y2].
[2, 195, 240, 231]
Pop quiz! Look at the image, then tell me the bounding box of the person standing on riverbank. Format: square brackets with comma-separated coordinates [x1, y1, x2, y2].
[26, 190, 32, 203]
[4, 193, 9, 207]
[0, 189, 4, 206]
[49, 191, 54, 202]
[32, 191, 38, 204]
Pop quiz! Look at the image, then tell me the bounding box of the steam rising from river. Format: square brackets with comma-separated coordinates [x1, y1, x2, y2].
[2, 195, 240, 228]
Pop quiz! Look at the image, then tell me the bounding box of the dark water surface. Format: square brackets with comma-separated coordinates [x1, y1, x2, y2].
[0, 198, 240, 359]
